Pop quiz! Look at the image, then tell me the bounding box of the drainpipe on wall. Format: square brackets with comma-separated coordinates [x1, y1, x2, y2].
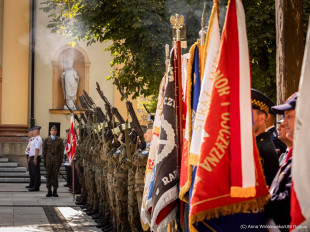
[30, 0, 36, 128]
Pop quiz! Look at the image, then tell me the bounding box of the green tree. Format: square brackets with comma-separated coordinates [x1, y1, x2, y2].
[242, 0, 276, 102]
[41, 0, 208, 102]
[42, 0, 289, 107]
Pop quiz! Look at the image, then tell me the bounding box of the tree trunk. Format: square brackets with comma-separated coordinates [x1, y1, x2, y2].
[276, 0, 304, 104]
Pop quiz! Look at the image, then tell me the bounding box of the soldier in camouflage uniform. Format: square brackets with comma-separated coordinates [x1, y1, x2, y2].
[75, 128, 87, 204]
[132, 126, 152, 231]
[105, 135, 120, 232]
[122, 130, 143, 232]
[111, 133, 131, 232]
[98, 135, 113, 229]
[74, 129, 86, 204]
[84, 137, 99, 215]
[82, 130, 94, 211]
[42, 125, 64, 197]
[93, 140, 104, 219]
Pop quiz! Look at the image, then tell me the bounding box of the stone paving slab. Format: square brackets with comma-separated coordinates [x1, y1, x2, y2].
[0, 182, 95, 232]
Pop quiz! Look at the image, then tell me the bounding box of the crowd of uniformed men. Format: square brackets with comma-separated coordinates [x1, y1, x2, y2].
[23, 87, 299, 232]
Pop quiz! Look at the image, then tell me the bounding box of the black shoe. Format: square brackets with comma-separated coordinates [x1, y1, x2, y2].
[92, 213, 101, 220]
[102, 224, 113, 232]
[28, 188, 39, 192]
[97, 220, 110, 228]
[75, 190, 81, 194]
[95, 218, 103, 223]
[46, 191, 53, 197]
[79, 204, 87, 209]
[96, 222, 106, 228]
[53, 191, 58, 197]
[83, 206, 93, 212]
[25, 185, 32, 189]
[86, 209, 98, 216]
[64, 184, 69, 187]
[75, 200, 85, 205]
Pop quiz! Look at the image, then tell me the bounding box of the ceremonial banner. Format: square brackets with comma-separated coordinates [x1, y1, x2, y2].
[141, 73, 167, 227]
[290, 18, 310, 227]
[66, 114, 76, 163]
[189, 1, 220, 167]
[151, 49, 178, 231]
[189, 0, 269, 231]
[179, 44, 199, 202]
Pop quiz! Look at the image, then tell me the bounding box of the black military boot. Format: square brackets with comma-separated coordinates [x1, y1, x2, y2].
[53, 188, 58, 197]
[86, 208, 98, 216]
[92, 213, 101, 220]
[96, 219, 110, 228]
[46, 188, 52, 197]
[102, 224, 114, 232]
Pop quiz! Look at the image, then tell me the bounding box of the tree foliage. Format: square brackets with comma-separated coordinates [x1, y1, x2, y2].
[43, 0, 308, 107]
[41, 0, 208, 101]
[242, 0, 277, 102]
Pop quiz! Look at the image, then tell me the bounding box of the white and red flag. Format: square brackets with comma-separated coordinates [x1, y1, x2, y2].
[66, 114, 76, 163]
[189, 0, 269, 230]
[290, 18, 310, 228]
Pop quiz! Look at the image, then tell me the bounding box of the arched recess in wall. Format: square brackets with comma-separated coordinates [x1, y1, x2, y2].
[52, 45, 90, 110]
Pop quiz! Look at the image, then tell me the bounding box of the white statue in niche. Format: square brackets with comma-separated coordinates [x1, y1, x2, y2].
[61, 58, 79, 110]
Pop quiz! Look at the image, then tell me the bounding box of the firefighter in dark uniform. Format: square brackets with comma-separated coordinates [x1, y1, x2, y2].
[252, 89, 279, 187]
[266, 110, 287, 156]
[43, 125, 64, 197]
[265, 93, 298, 232]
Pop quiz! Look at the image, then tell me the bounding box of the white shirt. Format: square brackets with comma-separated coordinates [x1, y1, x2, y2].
[25, 137, 34, 155]
[29, 135, 42, 157]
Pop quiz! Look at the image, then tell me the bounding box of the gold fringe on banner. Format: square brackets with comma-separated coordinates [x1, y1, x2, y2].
[189, 195, 270, 232]
[230, 186, 256, 198]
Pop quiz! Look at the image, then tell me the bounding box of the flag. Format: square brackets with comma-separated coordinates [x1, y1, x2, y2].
[189, 1, 220, 168]
[141, 72, 167, 228]
[189, 0, 269, 231]
[151, 49, 178, 231]
[186, 3, 221, 230]
[179, 43, 200, 202]
[290, 18, 310, 227]
[66, 114, 76, 163]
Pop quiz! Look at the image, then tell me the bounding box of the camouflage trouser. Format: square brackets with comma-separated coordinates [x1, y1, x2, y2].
[103, 166, 110, 218]
[135, 167, 149, 231]
[107, 172, 116, 226]
[114, 172, 130, 232]
[75, 162, 86, 193]
[46, 161, 61, 189]
[83, 164, 92, 206]
[95, 167, 104, 214]
[89, 167, 98, 209]
[128, 169, 142, 232]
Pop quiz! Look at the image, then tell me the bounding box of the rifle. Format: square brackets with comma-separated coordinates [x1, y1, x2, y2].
[96, 82, 125, 124]
[143, 103, 155, 122]
[114, 78, 146, 149]
[83, 90, 96, 109]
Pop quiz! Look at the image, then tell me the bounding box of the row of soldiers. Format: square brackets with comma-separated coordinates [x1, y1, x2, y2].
[69, 83, 152, 232]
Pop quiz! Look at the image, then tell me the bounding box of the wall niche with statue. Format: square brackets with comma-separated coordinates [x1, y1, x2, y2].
[51, 45, 90, 113]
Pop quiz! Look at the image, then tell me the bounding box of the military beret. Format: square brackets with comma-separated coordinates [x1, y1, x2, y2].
[271, 92, 298, 115]
[251, 89, 275, 115]
[66, 129, 69, 133]
[51, 125, 57, 131]
[28, 128, 34, 132]
[32, 126, 41, 131]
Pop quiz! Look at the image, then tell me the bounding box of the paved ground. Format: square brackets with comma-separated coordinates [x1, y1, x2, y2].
[0, 182, 101, 232]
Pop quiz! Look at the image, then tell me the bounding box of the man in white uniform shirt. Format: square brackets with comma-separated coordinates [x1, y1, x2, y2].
[28, 126, 42, 192]
[25, 128, 34, 189]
